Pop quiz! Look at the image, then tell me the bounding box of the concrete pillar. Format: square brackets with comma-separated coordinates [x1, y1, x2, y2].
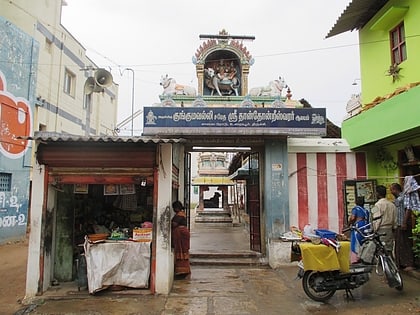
[155, 143, 174, 294]
[264, 140, 289, 238]
[24, 161, 45, 301]
[198, 186, 204, 210]
[220, 186, 229, 210]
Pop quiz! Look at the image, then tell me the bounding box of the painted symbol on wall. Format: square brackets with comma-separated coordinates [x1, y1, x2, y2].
[0, 70, 32, 159]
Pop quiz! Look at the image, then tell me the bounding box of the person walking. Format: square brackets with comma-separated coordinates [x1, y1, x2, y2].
[348, 196, 370, 263]
[171, 200, 191, 278]
[371, 185, 397, 254]
[391, 182, 415, 271]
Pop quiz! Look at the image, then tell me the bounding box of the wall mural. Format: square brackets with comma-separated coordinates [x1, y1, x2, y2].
[0, 16, 38, 242]
[0, 69, 32, 242]
[0, 71, 32, 159]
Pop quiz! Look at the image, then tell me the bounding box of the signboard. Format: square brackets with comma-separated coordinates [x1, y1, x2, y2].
[143, 107, 326, 136]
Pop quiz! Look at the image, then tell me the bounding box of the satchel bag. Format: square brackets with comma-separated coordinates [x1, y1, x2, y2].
[359, 240, 377, 264]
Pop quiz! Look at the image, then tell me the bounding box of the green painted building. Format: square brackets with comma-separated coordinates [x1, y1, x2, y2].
[328, 0, 420, 188]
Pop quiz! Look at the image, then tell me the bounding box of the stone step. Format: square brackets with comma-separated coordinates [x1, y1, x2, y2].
[191, 251, 260, 258]
[194, 215, 233, 225]
[190, 257, 268, 267]
[190, 251, 268, 267]
[195, 218, 232, 221]
[196, 210, 231, 216]
[194, 210, 233, 225]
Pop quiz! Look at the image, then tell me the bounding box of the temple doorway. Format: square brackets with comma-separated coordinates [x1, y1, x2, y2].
[188, 148, 262, 256]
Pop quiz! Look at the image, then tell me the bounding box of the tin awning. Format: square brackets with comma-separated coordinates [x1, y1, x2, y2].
[326, 0, 388, 38]
[24, 132, 186, 144]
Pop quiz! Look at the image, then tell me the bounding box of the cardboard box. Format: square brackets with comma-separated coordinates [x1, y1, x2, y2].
[132, 228, 152, 241]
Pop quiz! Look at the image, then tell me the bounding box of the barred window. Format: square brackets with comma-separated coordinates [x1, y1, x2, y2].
[0, 173, 12, 192]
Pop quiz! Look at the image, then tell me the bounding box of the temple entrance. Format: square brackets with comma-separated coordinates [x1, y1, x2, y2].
[187, 147, 262, 258]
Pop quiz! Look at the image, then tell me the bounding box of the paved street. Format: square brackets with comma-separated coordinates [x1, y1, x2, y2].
[14, 264, 420, 315]
[3, 220, 420, 315]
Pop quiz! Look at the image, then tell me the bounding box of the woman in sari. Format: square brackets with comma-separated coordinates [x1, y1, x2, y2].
[171, 201, 191, 277]
[348, 196, 370, 263]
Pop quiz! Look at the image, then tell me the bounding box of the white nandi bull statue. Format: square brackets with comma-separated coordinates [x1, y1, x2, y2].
[204, 68, 240, 96]
[160, 74, 196, 96]
[248, 77, 287, 97]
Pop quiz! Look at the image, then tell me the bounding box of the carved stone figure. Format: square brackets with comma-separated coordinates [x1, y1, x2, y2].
[204, 67, 240, 96]
[249, 77, 287, 97]
[160, 74, 196, 96]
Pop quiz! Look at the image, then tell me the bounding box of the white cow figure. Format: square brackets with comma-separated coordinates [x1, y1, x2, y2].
[160, 74, 196, 96]
[249, 77, 287, 97]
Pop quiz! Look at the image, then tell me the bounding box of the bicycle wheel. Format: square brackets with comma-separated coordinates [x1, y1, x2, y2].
[383, 256, 403, 290]
[302, 271, 336, 302]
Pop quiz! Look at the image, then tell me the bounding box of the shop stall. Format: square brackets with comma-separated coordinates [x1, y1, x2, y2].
[55, 182, 154, 292]
[27, 137, 167, 294]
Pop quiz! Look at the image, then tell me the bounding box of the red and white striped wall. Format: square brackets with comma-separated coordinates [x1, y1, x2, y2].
[287, 138, 366, 233]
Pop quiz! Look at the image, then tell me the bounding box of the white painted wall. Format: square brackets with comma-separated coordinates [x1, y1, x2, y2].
[24, 161, 45, 301]
[2, 1, 118, 137]
[155, 143, 174, 294]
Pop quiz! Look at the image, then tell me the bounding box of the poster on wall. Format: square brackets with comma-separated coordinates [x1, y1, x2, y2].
[343, 179, 377, 224]
[74, 184, 89, 194]
[104, 184, 119, 195]
[119, 184, 135, 195]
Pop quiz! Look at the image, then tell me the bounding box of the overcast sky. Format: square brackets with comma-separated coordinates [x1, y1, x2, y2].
[61, 0, 360, 134]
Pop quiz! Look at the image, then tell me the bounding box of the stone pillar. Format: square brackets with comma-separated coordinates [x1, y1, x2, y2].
[220, 186, 229, 210]
[241, 64, 250, 96]
[196, 64, 204, 95]
[198, 186, 204, 211]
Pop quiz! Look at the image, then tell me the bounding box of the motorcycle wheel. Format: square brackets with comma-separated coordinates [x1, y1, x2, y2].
[302, 270, 336, 302]
[383, 256, 403, 291]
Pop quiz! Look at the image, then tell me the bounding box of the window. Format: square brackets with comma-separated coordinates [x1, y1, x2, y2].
[64, 69, 76, 96]
[84, 93, 92, 111]
[215, 160, 225, 168]
[390, 22, 406, 65]
[0, 173, 12, 192]
[201, 160, 211, 168]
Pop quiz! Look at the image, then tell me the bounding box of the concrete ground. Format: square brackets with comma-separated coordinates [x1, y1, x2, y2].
[4, 214, 420, 315]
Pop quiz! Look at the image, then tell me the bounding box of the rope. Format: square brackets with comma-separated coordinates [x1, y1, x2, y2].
[288, 166, 420, 180]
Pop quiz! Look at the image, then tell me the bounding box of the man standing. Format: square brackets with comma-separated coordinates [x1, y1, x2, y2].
[371, 185, 397, 254]
[391, 183, 415, 271]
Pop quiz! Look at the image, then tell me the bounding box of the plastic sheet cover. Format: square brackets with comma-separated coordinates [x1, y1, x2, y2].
[299, 241, 350, 273]
[84, 240, 151, 293]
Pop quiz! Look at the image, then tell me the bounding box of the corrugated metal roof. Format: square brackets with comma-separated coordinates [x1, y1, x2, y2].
[23, 132, 186, 144]
[326, 0, 388, 38]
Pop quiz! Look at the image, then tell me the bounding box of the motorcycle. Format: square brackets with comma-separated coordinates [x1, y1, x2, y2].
[296, 223, 403, 302]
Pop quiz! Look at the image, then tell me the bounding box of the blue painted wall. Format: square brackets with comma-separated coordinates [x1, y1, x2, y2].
[0, 16, 39, 243]
[264, 140, 289, 238]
